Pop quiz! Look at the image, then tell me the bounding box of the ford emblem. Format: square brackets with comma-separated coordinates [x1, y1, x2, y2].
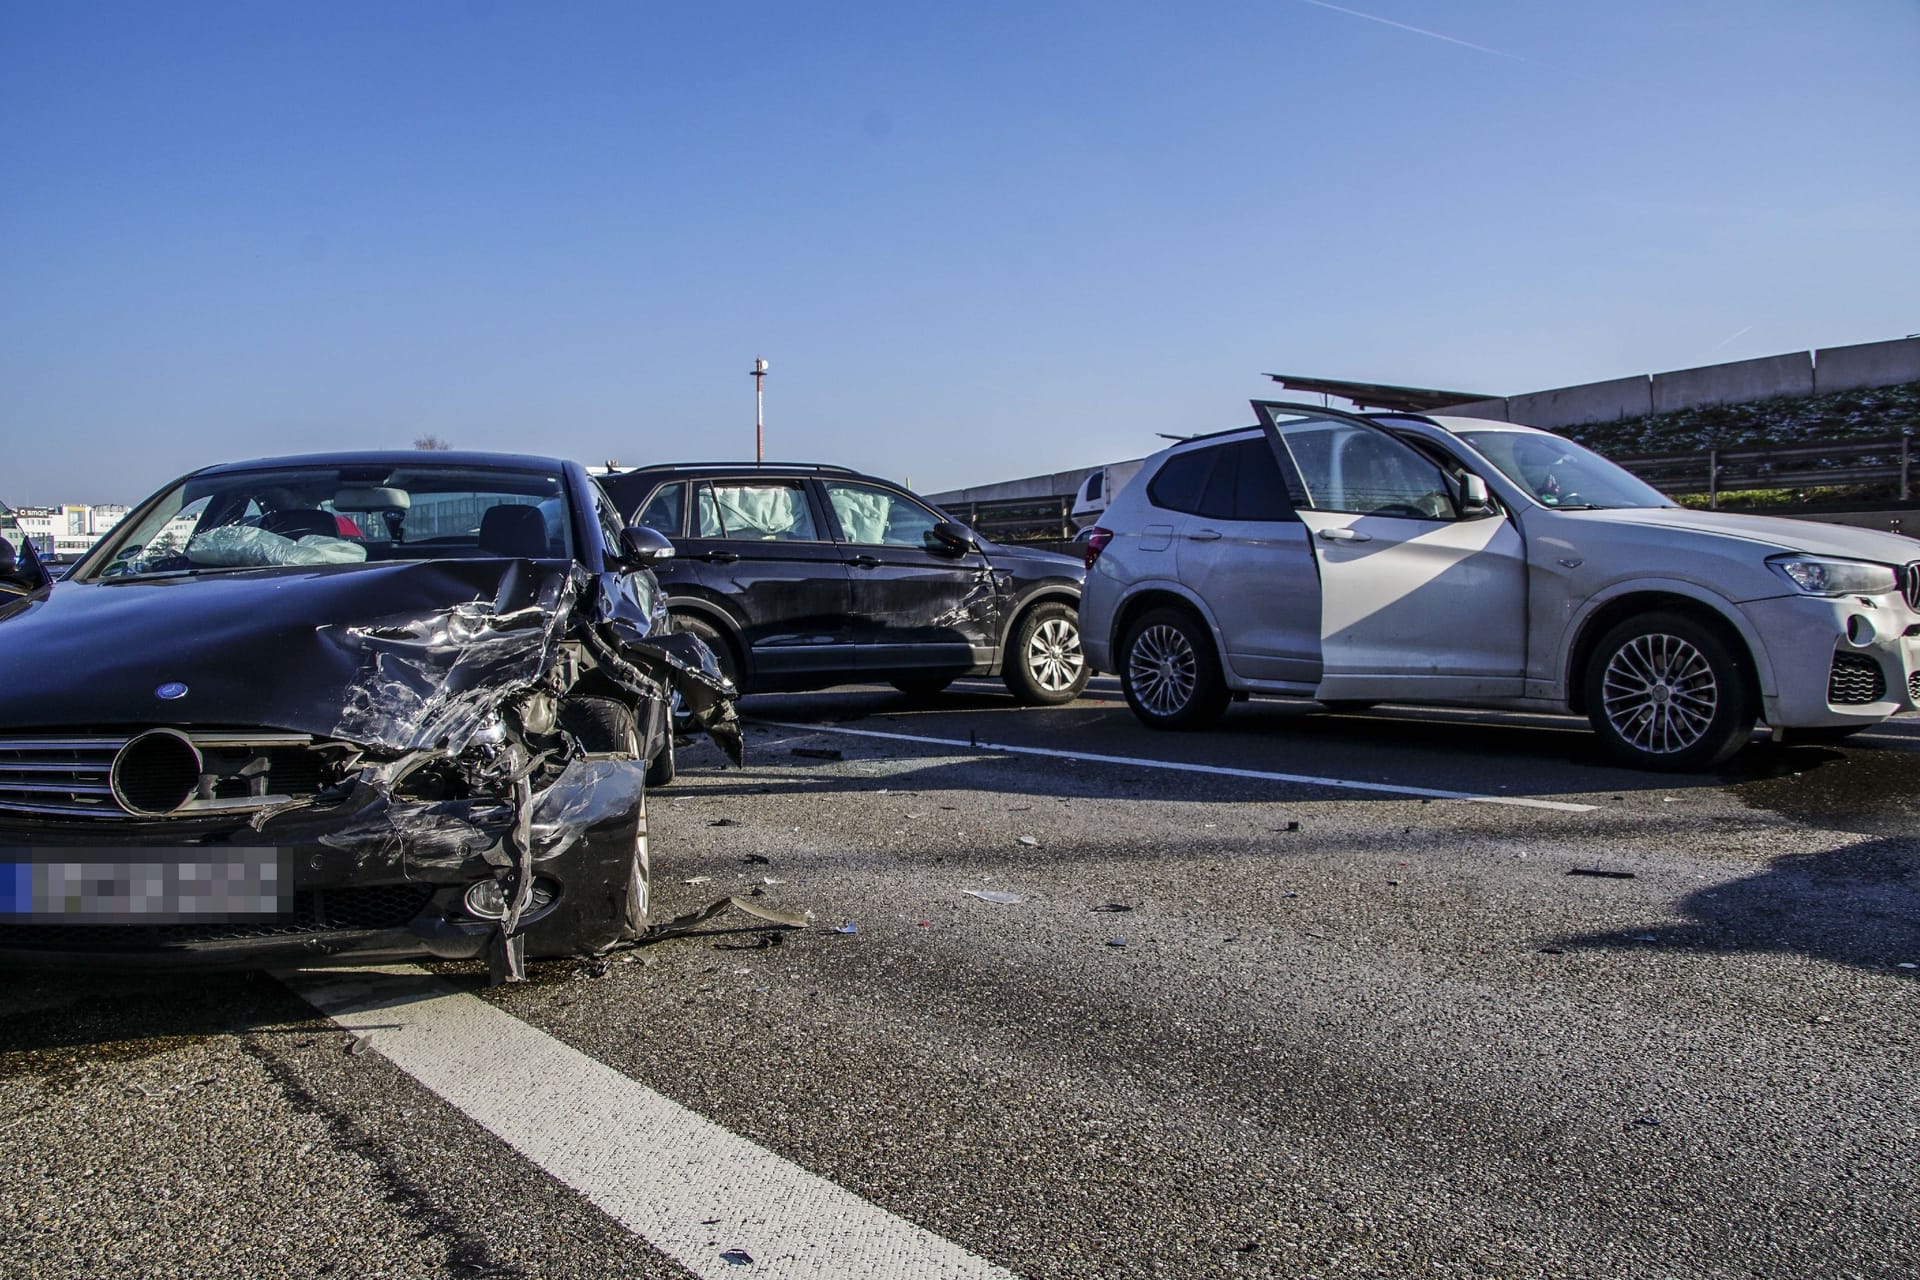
[156, 682, 189, 700]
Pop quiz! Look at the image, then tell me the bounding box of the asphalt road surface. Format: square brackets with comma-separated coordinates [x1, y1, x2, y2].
[6, 677, 1917, 1279]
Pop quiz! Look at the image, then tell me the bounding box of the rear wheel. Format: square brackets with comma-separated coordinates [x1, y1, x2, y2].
[1120, 606, 1229, 730]
[1004, 602, 1090, 705]
[1584, 611, 1753, 771]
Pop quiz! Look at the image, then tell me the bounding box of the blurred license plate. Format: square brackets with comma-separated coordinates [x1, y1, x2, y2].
[0, 848, 288, 922]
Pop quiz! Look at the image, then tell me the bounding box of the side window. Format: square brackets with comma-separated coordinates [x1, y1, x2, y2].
[1145, 447, 1219, 515]
[1277, 422, 1458, 519]
[636, 483, 686, 537]
[592, 484, 626, 554]
[1196, 448, 1238, 519]
[1232, 440, 1295, 520]
[693, 481, 819, 541]
[821, 480, 942, 549]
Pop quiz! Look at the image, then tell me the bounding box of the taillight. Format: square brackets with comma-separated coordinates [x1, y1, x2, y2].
[1083, 527, 1113, 569]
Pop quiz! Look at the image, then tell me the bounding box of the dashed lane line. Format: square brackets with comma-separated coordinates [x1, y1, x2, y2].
[751, 719, 1597, 813]
[280, 965, 1019, 1280]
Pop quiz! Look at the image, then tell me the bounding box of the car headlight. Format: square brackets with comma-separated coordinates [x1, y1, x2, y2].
[1766, 554, 1899, 597]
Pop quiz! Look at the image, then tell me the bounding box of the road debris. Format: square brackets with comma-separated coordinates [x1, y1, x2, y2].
[1090, 903, 1133, 913]
[791, 747, 843, 761]
[1016, 835, 1040, 847]
[720, 1248, 755, 1265]
[835, 922, 859, 935]
[1106, 937, 1127, 948]
[963, 889, 1024, 905]
[1569, 868, 1637, 879]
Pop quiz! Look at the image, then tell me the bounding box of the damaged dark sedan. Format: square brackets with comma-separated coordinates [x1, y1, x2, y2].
[0, 453, 738, 981]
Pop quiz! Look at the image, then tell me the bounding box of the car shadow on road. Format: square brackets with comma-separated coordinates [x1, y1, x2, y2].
[0, 969, 329, 1079]
[695, 689, 1917, 807]
[1549, 834, 1920, 979]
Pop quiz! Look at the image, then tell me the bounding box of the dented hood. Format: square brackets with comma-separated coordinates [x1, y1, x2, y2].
[0, 560, 571, 739]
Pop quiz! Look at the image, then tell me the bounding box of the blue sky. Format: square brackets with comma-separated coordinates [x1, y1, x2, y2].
[3, 0, 1916, 504]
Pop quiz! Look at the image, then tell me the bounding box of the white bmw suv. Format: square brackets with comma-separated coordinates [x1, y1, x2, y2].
[1080, 401, 1920, 771]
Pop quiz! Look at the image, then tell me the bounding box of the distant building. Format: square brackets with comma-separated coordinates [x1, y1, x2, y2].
[10, 502, 135, 561]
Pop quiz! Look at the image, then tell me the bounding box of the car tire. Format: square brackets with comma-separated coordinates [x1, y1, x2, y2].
[560, 696, 640, 755]
[644, 726, 676, 788]
[891, 677, 955, 699]
[1120, 606, 1230, 730]
[1003, 602, 1090, 705]
[1584, 611, 1754, 771]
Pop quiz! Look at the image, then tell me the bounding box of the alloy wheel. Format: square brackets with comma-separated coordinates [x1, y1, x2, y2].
[1129, 623, 1198, 717]
[1600, 631, 1719, 755]
[1025, 617, 1086, 695]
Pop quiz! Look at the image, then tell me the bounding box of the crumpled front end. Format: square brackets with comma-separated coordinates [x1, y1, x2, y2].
[0, 559, 740, 981]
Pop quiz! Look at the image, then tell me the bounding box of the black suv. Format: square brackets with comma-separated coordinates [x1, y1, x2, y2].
[596, 463, 1089, 704]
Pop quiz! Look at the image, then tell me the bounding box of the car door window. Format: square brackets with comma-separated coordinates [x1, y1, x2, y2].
[694, 481, 819, 541]
[1146, 448, 1216, 514]
[1277, 421, 1458, 520]
[636, 482, 686, 537]
[821, 480, 942, 549]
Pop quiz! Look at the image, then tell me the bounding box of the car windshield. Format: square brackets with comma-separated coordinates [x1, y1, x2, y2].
[86, 464, 574, 581]
[1457, 429, 1675, 510]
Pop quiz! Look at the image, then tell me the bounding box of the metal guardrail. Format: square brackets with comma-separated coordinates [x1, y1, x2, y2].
[1614, 435, 1916, 508]
[942, 494, 1077, 543]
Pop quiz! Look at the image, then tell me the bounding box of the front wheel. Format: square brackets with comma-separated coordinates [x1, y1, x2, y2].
[1584, 611, 1753, 771]
[1120, 606, 1229, 730]
[1003, 602, 1090, 705]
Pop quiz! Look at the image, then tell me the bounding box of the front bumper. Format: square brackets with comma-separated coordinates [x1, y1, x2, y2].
[0, 757, 646, 971]
[1741, 592, 1920, 728]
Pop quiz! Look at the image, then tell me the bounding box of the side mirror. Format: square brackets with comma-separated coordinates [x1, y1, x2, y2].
[925, 520, 978, 556]
[618, 524, 676, 567]
[1459, 474, 1498, 519]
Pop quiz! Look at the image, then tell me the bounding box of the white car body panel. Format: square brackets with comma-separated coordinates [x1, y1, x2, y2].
[1082, 409, 1920, 760]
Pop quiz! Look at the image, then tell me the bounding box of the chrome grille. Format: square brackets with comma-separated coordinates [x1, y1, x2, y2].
[1828, 654, 1886, 706]
[0, 738, 122, 817]
[0, 731, 321, 820]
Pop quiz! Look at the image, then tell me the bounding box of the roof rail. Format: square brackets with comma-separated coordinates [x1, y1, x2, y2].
[601, 461, 862, 477]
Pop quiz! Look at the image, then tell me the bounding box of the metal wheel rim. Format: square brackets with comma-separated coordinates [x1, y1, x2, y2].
[1600, 632, 1719, 755]
[1025, 617, 1085, 693]
[1129, 624, 1198, 717]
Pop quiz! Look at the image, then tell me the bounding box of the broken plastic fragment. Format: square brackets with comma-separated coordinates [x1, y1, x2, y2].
[835, 922, 859, 935]
[963, 889, 1023, 905]
[1106, 937, 1127, 948]
[720, 1248, 754, 1265]
[1016, 835, 1039, 847]
[1090, 903, 1133, 913]
[1568, 868, 1637, 879]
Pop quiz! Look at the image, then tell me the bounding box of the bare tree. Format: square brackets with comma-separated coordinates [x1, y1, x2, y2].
[413, 433, 453, 451]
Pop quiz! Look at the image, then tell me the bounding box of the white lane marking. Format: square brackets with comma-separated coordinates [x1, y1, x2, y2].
[281, 965, 1017, 1280]
[753, 719, 1596, 812]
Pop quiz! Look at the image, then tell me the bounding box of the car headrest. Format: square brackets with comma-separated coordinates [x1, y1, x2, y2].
[479, 503, 551, 558]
